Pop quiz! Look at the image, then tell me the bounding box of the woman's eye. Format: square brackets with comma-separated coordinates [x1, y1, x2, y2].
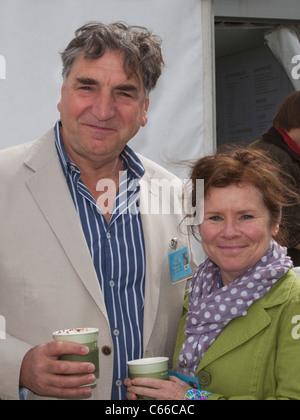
[242, 215, 254, 220]
[209, 216, 222, 222]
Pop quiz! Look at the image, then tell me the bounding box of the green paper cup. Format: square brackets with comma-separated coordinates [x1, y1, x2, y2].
[127, 357, 169, 400]
[53, 328, 99, 386]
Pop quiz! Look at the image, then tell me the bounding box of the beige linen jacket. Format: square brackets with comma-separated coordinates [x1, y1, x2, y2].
[0, 129, 195, 400]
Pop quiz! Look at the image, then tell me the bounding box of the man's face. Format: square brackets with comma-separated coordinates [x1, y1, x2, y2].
[57, 50, 149, 165]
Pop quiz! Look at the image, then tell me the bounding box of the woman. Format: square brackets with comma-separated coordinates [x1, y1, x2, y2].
[125, 148, 300, 400]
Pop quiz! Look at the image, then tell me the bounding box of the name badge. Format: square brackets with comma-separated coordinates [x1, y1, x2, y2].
[168, 240, 192, 284]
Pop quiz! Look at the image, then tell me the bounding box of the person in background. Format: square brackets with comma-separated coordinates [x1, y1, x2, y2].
[126, 148, 300, 400]
[0, 22, 195, 400]
[252, 91, 300, 266]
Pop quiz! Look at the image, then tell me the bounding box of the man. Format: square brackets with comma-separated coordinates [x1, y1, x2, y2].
[0, 22, 195, 400]
[251, 91, 300, 266]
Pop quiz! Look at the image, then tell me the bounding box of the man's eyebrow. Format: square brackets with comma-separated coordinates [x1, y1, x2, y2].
[75, 77, 99, 86]
[74, 78, 139, 91]
[115, 84, 139, 93]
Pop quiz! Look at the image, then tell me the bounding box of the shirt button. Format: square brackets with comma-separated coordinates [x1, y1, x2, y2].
[102, 346, 112, 356]
[109, 280, 115, 288]
[106, 232, 111, 239]
[116, 379, 122, 387]
[113, 329, 120, 337]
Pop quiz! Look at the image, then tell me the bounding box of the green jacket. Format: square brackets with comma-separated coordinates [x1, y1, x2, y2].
[173, 270, 300, 400]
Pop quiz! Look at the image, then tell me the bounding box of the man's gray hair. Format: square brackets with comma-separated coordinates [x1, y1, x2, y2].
[61, 21, 165, 95]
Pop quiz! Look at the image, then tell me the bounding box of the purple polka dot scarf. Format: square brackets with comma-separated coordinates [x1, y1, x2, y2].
[177, 239, 293, 376]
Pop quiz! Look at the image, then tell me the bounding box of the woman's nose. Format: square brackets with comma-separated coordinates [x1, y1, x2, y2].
[221, 221, 241, 239]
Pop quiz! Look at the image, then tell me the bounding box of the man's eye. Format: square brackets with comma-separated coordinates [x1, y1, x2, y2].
[79, 86, 94, 91]
[118, 91, 132, 98]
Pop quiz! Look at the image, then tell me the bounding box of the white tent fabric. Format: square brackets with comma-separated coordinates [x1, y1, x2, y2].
[0, 0, 204, 177]
[265, 26, 300, 90]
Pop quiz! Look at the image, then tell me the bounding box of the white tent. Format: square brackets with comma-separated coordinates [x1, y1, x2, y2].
[0, 0, 213, 178]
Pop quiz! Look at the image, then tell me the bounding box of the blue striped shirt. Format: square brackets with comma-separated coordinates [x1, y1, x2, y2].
[54, 121, 146, 400]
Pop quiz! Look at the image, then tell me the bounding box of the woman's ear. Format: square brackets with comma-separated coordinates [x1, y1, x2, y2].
[272, 223, 280, 237]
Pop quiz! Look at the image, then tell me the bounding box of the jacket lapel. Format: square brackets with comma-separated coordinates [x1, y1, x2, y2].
[198, 303, 271, 371]
[197, 273, 294, 372]
[24, 130, 108, 319]
[139, 166, 162, 351]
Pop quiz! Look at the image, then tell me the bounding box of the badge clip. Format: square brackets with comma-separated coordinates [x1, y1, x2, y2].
[170, 238, 178, 251]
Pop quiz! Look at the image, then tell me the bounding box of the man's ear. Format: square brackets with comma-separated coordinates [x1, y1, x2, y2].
[141, 97, 150, 127]
[57, 85, 65, 113]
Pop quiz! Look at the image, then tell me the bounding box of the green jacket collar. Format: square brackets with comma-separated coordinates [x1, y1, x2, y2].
[197, 270, 296, 372]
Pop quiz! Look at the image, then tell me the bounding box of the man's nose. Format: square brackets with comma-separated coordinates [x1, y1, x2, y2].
[92, 92, 116, 121]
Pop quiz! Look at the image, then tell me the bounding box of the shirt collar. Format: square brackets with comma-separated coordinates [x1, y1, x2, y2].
[54, 121, 145, 180]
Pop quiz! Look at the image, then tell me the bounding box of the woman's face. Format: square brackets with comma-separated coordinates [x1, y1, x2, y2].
[199, 183, 278, 286]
